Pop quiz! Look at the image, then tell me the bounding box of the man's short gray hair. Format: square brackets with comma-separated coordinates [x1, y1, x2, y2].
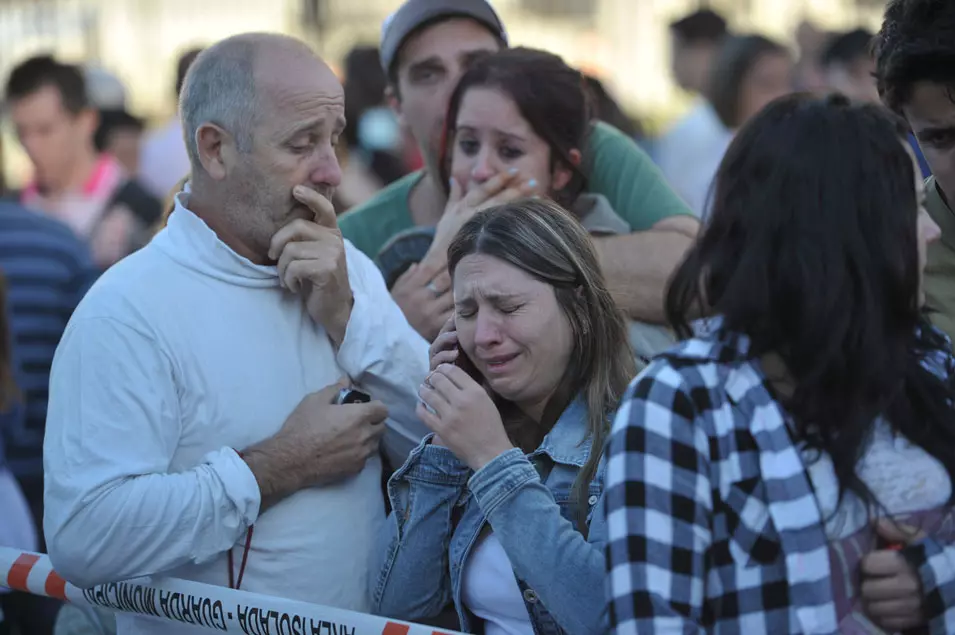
[179, 37, 259, 173]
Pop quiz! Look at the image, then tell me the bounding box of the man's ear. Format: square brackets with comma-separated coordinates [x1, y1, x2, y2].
[386, 84, 406, 128]
[195, 123, 231, 181]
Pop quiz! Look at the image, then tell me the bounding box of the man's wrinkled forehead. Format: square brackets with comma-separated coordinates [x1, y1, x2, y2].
[256, 53, 343, 106]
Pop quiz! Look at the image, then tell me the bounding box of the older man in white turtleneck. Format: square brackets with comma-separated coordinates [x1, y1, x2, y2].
[42, 33, 430, 635]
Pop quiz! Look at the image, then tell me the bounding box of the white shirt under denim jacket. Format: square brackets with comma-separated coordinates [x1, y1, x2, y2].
[371, 396, 608, 635]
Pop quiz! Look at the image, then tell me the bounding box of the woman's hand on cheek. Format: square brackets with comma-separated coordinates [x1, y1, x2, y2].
[426, 170, 539, 266]
[416, 363, 513, 470]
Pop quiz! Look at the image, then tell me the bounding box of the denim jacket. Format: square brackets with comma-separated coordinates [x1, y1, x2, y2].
[371, 397, 608, 634]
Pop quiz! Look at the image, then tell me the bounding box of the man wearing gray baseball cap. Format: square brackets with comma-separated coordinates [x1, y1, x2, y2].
[339, 0, 699, 343]
[378, 0, 507, 76]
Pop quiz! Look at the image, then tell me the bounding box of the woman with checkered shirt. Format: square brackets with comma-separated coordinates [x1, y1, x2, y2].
[605, 93, 955, 635]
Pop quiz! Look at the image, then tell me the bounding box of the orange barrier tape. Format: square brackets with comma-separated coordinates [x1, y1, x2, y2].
[0, 548, 460, 635]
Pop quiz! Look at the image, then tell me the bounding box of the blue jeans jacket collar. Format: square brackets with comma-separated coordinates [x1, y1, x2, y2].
[533, 396, 591, 468]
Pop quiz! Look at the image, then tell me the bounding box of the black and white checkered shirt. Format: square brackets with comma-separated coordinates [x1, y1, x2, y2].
[605, 326, 955, 634]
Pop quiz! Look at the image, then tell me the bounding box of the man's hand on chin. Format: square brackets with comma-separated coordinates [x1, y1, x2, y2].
[270, 185, 354, 346]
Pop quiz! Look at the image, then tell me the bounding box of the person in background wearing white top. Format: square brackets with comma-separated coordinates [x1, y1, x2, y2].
[43, 32, 430, 635]
[138, 48, 203, 201]
[672, 34, 793, 219]
[372, 199, 636, 635]
[655, 9, 728, 213]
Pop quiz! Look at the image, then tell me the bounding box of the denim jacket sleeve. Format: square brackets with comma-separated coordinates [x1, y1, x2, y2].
[468, 448, 608, 635]
[904, 536, 955, 634]
[372, 435, 470, 621]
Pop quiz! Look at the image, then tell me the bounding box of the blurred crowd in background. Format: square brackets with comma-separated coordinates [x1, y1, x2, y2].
[0, 0, 909, 220]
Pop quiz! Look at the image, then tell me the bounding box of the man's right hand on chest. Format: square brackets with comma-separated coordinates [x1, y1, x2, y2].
[239, 379, 388, 511]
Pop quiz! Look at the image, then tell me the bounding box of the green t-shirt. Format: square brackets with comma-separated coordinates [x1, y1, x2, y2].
[924, 175, 955, 343]
[338, 121, 693, 261]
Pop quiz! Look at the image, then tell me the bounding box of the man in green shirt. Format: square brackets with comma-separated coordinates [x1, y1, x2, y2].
[875, 0, 955, 341]
[339, 0, 699, 341]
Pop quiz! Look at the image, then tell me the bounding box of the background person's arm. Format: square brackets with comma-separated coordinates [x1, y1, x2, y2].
[593, 219, 698, 323]
[43, 317, 260, 588]
[585, 122, 699, 323]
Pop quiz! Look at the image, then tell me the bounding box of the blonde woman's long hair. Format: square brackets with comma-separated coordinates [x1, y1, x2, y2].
[447, 198, 636, 529]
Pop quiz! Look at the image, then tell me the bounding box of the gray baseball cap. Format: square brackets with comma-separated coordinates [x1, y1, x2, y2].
[379, 0, 508, 75]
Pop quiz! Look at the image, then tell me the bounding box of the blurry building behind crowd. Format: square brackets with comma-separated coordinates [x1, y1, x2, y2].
[0, 0, 888, 189]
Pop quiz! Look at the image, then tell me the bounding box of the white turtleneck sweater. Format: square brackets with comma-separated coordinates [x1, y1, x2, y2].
[42, 194, 430, 634]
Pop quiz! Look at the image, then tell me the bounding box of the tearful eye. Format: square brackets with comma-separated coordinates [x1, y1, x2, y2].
[499, 146, 523, 161]
[458, 139, 479, 155]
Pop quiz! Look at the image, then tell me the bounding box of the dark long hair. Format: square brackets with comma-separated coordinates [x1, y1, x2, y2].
[448, 199, 635, 526]
[439, 47, 592, 208]
[0, 273, 18, 411]
[668, 92, 955, 507]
